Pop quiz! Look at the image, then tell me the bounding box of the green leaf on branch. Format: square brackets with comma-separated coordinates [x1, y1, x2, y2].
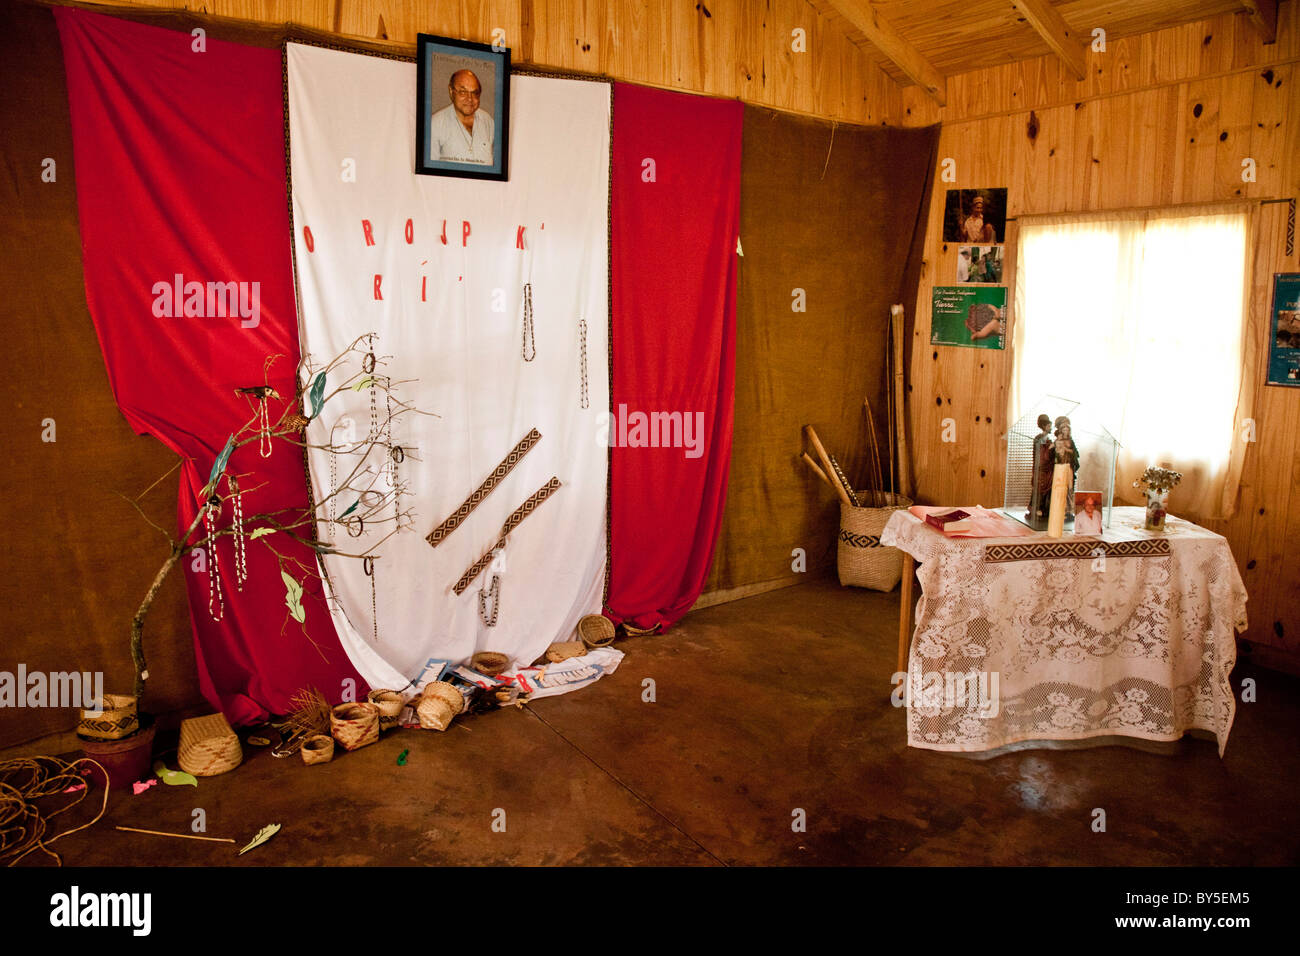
[339, 500, 359, 519]
[352, 376, 374, 392]
[207, 435, 236, 488]
[250, 528, 275, 540]
[282, 570, 305, 624]
[306, 372, 327, 419]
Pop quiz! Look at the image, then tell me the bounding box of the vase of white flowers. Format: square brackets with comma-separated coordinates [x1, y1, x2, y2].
[1133, 466, 1182, 531]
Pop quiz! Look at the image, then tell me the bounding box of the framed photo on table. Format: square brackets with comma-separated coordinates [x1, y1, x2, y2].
[415, 34, 510, 181]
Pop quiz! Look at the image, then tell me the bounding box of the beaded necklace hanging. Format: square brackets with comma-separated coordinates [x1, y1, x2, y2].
[228, 476, 247, 591]
[578, 318, 589, 409]
[522, 282, 536, 362]
[362, 555, 379, 643]
[204, 495, 224, 622]
[478, 573, 500, 627]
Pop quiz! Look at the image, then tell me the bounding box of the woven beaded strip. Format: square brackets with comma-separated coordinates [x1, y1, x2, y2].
[452, 476, 561, 595]
[426, 428, 542, 548]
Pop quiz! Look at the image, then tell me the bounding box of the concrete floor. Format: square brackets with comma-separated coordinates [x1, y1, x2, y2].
[33, 579, 1300, 866]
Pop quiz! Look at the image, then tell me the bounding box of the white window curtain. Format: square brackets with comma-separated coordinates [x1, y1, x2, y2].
[1012, 204, 1256, 520]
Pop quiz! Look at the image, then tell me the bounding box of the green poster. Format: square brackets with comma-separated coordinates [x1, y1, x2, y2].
[931, 285, 1006, 350]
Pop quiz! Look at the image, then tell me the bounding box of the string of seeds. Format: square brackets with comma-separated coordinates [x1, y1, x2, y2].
[522, 283, 536, 362]
[579, 318, 589, 409]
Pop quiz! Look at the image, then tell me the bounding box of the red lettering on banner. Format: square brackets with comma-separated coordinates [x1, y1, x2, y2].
[405, 218, 414, 244]
[303, 225, 315, 253]
[362, 219, 376, 246]
[462, 221, 471, 246]
[440, 220, 447, 245]
[373, 274, 383, 299]
[421, 276, 427, 302]
[516, 226, 525, 249]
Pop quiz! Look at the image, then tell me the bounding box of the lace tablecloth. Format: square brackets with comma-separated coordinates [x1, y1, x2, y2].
[881, 507, 1247, 756]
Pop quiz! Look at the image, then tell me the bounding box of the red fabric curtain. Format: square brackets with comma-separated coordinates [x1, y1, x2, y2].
[607, 84, 742, 630]
[56, 8, 362, 723]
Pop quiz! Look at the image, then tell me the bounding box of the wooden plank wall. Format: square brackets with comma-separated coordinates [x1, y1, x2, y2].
[901, 3, 1300, 669]
[72, 0, 904, 125]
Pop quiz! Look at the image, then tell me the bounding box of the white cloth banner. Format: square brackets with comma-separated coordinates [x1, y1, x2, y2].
[287, 44, 610, 694]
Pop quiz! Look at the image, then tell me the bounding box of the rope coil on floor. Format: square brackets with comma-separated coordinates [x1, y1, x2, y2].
[0, 756, 110, 866]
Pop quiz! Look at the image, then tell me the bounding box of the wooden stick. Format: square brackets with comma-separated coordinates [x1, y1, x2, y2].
[802, 452, 833, 488]
[803, 425, 851, 506]
[864, 398, 885, 507]
[891, 304, 910, 499]
[115, 826, 236, 843]
[885, 314, 897, 498]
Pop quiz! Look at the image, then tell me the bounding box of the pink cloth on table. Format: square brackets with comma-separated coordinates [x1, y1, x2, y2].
[907, 505, 1034, 538]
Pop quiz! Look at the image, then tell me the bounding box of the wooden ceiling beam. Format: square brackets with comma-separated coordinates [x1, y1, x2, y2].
[821, 0, 947, 106]
[1010, 0, 1087, 81]
[1241, 0, 1278, 44]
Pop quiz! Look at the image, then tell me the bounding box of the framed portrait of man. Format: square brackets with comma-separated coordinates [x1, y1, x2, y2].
[415, 34, 509, 181]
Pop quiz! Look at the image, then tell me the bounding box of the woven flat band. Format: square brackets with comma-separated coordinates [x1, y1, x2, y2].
[452, 476, 562, 595]
[426, 427, 542, 548]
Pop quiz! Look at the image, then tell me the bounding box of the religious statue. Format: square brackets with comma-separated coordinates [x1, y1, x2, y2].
[1027, 413, 1054, 527]
[1053, 415, 1080, 517]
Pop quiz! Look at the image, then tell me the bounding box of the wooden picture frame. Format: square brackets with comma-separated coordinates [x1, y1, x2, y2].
[415, 34, 510, 181]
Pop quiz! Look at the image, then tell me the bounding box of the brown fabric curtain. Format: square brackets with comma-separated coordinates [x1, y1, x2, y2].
[702, 108, 939, 599]
[0, 2, 199, 749]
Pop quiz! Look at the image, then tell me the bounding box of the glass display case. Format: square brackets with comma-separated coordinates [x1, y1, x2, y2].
[1003, 396, 1119, 532]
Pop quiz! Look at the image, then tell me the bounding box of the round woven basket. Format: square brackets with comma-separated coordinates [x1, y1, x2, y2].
[578, 614, 616, 648]
[421, 681, 465, 717]
[367, 689, 404, 732]
[77, 693, 139, 742]
[301, 734, 334, 765]
[545, 641, 586, 663]
[837, 494, 913, 591]
[330, 702, 380, 751]
[416, 695, 454, 731]
[470, 651, 509, 677]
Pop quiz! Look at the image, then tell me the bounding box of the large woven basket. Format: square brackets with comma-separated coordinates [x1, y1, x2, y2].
[78, 693, 139, 742]
[177, 713, 243, 776]
[330, 702, 380, 751]
[837, 494, 913, 591]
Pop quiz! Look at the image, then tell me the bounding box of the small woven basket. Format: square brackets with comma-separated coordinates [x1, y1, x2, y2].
[301, 734, 334, 765]
[837, 494, 913, 591]
[330, 702, 380, 751]
[367, 689, 404, 732]
[470, 651, 509, 677]
[545, 641, 586, 663]
[421, 681, 465, 717]
[416, 696, 454, 731]
[78, 693, 139, 742]
[177, 713, 243, 776]
[578, 614, 616, 648]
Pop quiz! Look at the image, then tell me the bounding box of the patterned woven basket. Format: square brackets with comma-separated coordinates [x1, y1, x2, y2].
[77, 693, 139, 742]
[301, 733, 334, 765]
[837, 494, 913, 591]
[578, 614, 616, 647]
[421, 681, 465, 716]
[177, 713, 243, 776]
[330, 702, 380, 751]
[367, 689, 404, 732]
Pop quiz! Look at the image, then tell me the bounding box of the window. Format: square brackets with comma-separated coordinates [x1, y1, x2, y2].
[1012, 205, 1254, 518]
